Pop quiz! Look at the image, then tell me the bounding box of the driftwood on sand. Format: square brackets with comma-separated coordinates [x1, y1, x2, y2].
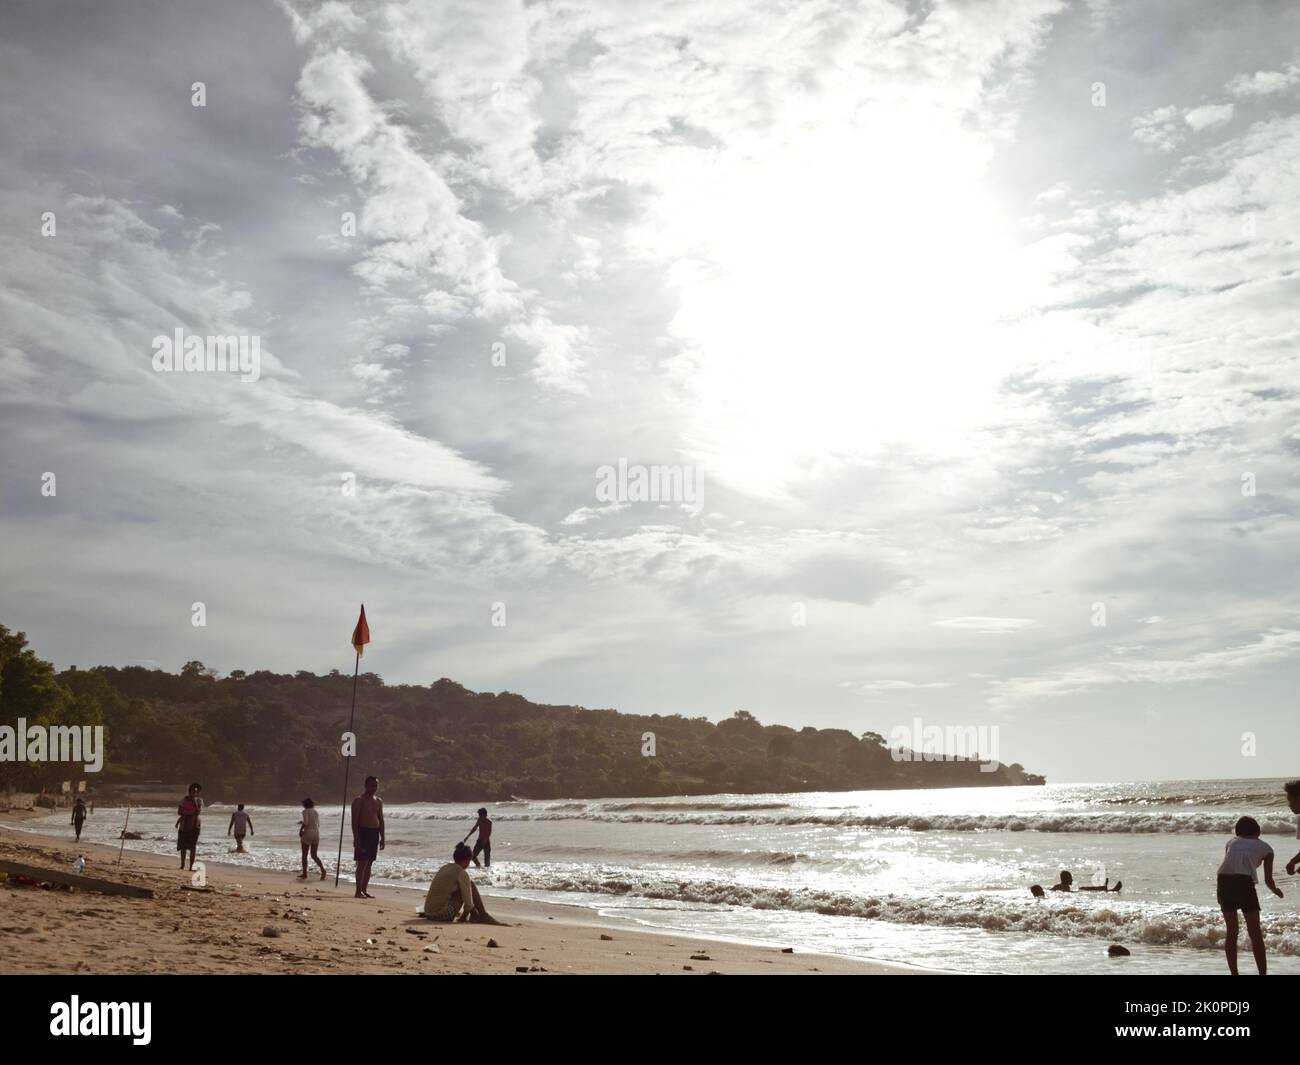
[0, 860, 154, 899]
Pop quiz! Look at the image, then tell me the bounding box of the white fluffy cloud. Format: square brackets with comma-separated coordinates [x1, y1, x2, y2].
[3, 0, 1299, 780]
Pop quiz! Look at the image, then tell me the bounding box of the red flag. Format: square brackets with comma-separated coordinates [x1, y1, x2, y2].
[351, 605, 370, 657]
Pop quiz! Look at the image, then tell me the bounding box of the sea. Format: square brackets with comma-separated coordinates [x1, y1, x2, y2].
[28, 778, 1300, 974]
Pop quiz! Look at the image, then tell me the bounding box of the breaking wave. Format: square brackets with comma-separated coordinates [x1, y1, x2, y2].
[395, 809, 1297, 834]
[491, 867, 1300, 956]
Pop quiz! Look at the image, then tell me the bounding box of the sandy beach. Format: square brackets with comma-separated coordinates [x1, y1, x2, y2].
[0, 820, 921, 976]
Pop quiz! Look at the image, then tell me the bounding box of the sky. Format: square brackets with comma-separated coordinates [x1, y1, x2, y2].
[2, 0, 1298, 783]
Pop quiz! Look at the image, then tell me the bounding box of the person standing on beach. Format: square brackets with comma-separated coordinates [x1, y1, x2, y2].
[227, 803, 254, 853]
[1217, 815, 1283, 975]
[350, 776, 385, 899]
[422, 842, 503, 924]
[1284, 781, 1300, 875]
[71, 796, 88, 841]
[462, 807, 492, 868]
[175, 782, 203, 871]
[298, 797, 326, 880]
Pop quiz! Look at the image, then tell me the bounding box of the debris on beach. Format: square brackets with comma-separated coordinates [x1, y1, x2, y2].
[599, 933, 613, 941]
[260, 926, 283, 938]
[1107, 944, 1131, 957]
[486, 938, 500, 948]
[690, 954, 711, 961]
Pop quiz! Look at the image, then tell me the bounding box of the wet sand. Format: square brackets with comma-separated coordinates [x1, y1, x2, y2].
[0, 823, 929, 975]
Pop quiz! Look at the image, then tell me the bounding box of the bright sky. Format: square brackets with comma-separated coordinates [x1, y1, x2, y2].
[2, 0, 1298, 782]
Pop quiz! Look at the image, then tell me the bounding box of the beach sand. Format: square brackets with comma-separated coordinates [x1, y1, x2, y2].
[0, 823, 926, 975]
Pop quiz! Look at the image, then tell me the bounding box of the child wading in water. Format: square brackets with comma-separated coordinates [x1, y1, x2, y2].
[1217, 816, 1283, 975]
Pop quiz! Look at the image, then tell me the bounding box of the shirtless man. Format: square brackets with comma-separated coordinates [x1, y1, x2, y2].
[462, 807, 492, 868]
[350, 775, 385, 899]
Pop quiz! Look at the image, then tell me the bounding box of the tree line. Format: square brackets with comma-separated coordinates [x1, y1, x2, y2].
[0, 624, 1044, 801]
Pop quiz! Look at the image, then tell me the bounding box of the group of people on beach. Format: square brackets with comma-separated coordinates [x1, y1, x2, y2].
[166, 776, 500, 924]
[1027, 780, 1300, 974]
[347, 776, 498, 922]
[127, 777, 1300, 956]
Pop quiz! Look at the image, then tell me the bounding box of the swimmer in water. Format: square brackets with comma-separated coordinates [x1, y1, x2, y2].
[1042, 870, 1122, 893]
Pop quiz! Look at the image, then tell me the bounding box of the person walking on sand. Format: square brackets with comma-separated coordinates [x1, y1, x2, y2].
[350, 776, 385, 899]
[297, 797, 326, 880]
[1283, 780, 1300, 876]
[1218, 816, 1283, 975]
[462, 807, 492, 868]
[227, 803, 254, 853]
[422, 843, 503, 924]
[71, 796, 88, 841]
[175, 782, 203, 871]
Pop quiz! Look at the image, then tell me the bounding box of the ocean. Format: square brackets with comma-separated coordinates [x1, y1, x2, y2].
[31, 778, 1300, 974]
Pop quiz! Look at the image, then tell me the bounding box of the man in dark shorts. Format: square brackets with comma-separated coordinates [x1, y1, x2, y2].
[175, 782, 203, 870]
[463, 807, 492, 868]
[350, 775, 385, 899]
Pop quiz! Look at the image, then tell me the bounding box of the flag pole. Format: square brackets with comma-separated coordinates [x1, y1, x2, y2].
[116, 803, 131, 865]
[334, 648, 361, 887]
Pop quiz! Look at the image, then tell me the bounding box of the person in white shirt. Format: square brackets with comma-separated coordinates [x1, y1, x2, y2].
[1216, 816, 1283, 975]
[227, 804, 254, 852]
[1284, 781, 1300, 876]
[297, 797, 326, 881]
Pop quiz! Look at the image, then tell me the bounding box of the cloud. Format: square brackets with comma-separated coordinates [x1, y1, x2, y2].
[4, 0, 1300, 779]
[1226, 63, 1300, 98]
[851, 679, 952, 695]
[289, 39, 587, 393]
[990, 629, 1300, 711]
[932, 618, 1040, 635]
[1183, 102, 1234, 131]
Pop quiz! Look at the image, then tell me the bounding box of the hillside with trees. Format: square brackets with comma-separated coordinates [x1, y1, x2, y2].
[0, 624, 1044, 801]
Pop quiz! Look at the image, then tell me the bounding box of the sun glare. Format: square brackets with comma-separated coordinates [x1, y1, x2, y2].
[669, 105, 1028, 499]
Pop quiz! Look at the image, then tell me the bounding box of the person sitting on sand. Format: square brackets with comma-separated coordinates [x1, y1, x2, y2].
[297, 797, 326, 881]
[1218, 815, 1283, 975]
[462, 807, 492, 868]
[1046, 870, 1122, 893]
[227, 803, 254, 853]
[71, 796, 88, 842]
[175, 782, 203, 870]
[423, 843, 503, 924]
[350, 775, 385, 899]
[1284, 780, 1300, 876]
